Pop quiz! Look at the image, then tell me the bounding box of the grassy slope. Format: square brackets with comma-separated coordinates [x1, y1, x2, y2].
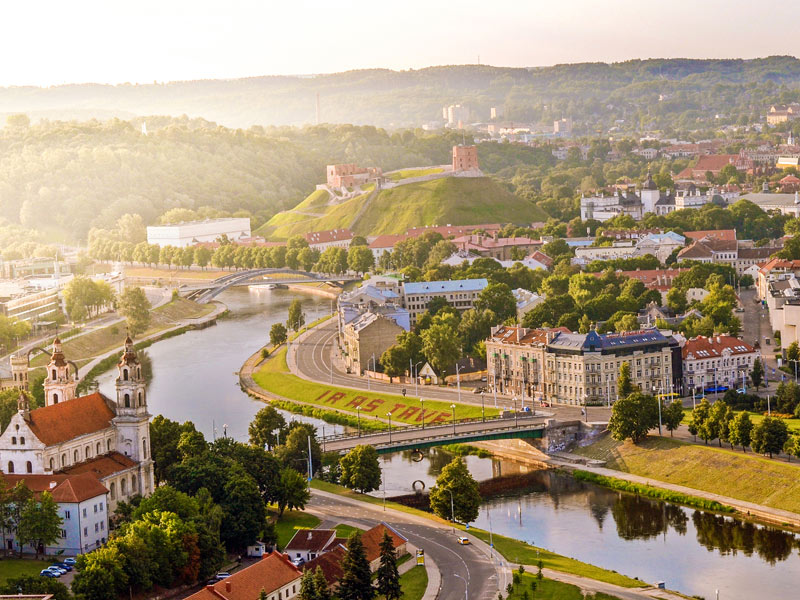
[310, 480, 643, 588]
[399, 566, 428, 600]
[31, 298, 213, 367]
[259, 176, 549, 240]
[271, 510, 322, 548]
[573, 434, 800, 514]
[353, 177, 549, 236]
[387, 167, 444, 181]
[253, 347, 498, 425]
[508, 573, 621, 600]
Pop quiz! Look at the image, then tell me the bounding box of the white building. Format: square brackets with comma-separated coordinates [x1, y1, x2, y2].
[0, 337, 154, 520]
[513, 288, 544, 320]
[304, 229, 354, 251]
[682, 335, 759, 393]
[146, 218, 251, 248]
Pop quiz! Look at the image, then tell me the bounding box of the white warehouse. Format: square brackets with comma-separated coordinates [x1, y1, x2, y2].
[146, 218, 251, 248]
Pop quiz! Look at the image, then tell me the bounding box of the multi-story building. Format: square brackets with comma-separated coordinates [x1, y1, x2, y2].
[187, 552, 303, 600]
[757, 258, 800, 301]
[146, 218, 251, 248]
[304, 228, 354, 251]
[342, 312, 406, 375]
[402, 279, 488, 326]
[452, 235, 541, 261]
[486, 326, 677, 405]
[682, 335, 759, 394]
[452, 145, 480, 172]
[0, 287, 60, 325]
[677, 236, 775, 275]
[767, 104, 800, 125]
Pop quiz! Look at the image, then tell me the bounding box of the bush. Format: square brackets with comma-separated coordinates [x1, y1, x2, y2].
[267, 399, 384, 431]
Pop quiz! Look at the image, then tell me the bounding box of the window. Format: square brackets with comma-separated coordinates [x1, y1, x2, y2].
[85, 445, 91, 459]
[61, 454, 67, 467]
[26, 461, 32, 474]
[82, 508, 87, 518]
[7, 462, 13, 473]
[49, 458, 54, 471]
[94, 504, 97, 513]
[107, 439, 112, 452]
[11, 437, 16, 445]
[121, 478, 127, 496]
[96, 442, 101, 455]
[100, 521, 104, 530]
[100, 502, 104, 512]
[123, 369, 128, 381]
[131, 474, 137, 492]
[124, 394, 130, 408]
[19, 437, 24, 445]
[60, 529, 67, 539]
[65, 510, 70, 519]
[143, 438, 148, 459]
[83, 527, 88, 537]
[53, 393, 58, 404]
[110, 482, 116, 500]
[74, 450, 79, 463]
[138, 392, 143, 407]
[95, 523, 99, 532]
[51, 369, 56, 380]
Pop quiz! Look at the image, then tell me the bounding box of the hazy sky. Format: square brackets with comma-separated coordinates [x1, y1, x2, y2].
[6, 0, 799, 86]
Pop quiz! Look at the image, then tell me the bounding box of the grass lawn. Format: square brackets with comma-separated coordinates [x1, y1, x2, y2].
[334, 524, 363, 538]
[387, 167, 444, 181]
[399, 565, 428, 600]
[253, 348, 498, 425]
[507, 573, 621, 600]
[573, 433, 800, 514]
[271, 510, 322, 548]
[0, 559, 52, 583]
[31, 298, 212, 366]
[310, 481, 643, 588]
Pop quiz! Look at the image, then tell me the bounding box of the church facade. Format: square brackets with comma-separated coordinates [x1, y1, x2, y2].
[0, 337, 154, 515]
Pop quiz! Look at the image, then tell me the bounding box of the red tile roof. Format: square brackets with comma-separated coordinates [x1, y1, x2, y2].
[301, 546, 346, 586]
[285, 529, 337, 553]
[26, 393, 115, 446]
[361, 523, 407, 562]
[758, 258, 800, 275]
[3, 472, 108, 503]
[368, 234, 407, 249]
[404, 224, 502, 238]
[684, 230, 737, 242]
[528, 251, 553, 268]
[187, 552, 301, 600]
[489, 326, 570, 346]
[59, 452, 137, 479]
[305, 229, 354, 244]
[682, 335, 757, 360]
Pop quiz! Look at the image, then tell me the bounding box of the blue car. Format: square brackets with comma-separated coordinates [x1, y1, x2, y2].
[63, 558, 76, 566]
[40, 570, 58, 578]
[52, 562, 72, 571]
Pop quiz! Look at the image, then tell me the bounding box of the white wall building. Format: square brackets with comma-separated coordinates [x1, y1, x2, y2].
[146, 218, 251, 248]
[682, 335, 759, 393]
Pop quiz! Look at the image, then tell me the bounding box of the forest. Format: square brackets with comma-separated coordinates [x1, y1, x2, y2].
[3, 57, 800, 130]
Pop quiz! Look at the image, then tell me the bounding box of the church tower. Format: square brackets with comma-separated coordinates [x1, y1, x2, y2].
[112, 336, 154, 497]
[10, 353, 29, 390]
[43, 338, 77, 406]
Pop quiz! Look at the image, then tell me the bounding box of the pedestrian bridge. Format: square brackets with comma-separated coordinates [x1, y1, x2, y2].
[321, 416, 546, 455]
[180, 268, 361, 303]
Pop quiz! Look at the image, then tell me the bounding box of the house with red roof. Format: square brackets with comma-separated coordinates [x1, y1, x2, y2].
[304, 229, 354, 251]
[187, 551, 302, 600]
[682, 335, 759, 394]
[675, 155, 744, 182]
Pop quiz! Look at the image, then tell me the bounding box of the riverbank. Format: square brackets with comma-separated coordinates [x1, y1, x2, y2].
[570, 433, 800, 529]
[241, 345, 499, 426]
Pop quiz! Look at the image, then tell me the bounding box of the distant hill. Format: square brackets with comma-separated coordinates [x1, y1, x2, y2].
[3, 57, 800, 130]
[258, 177, 549, 239]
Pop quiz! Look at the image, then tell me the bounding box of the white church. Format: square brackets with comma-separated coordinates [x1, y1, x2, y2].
[0, 336, 154, 526]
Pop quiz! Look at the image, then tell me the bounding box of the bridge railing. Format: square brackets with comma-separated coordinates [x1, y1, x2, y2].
[319, 412, 543, 444]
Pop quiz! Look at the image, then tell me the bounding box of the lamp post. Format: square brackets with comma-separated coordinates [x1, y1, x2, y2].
[450, 404, 456, 436]
[387, 412, 392, 443]
[420, 398, 426, 430]
[583, 396, 588, 422]
[513, 396, 518, 428]
[223, 423, 228, 438]
[455, 363, 462, 404]
[414, 361, 423, 397]
[480, 391, 485, 423]
[356, 406, 361, 437]
[492, 371, 498, 407]
[446, 488, 456, 531]
[453, 573, 468, 600]
[652, 386, 662, 436]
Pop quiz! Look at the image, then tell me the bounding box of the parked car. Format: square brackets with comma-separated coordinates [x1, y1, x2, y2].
[291, 557, 305, 567]
[216, 572, 231, 579]
[63, 558, 77, 566]
[46, 566, 66, 575]
[40, 570, 58, 578]
[52, 562, 72, 571]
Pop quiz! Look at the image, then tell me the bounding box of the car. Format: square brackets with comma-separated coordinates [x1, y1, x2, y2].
[40, 570, 58, 578]
[291, 557, 306, 567]
[46, 567, 66, 575]
[216, 572, 231, 579]
[63, 558, 76, 566]
[52, 562, 72, 571]
[735, 307, 744, 313]
[456, 536, 470, 545]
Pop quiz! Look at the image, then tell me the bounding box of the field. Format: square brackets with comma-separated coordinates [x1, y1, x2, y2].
[253, 348, 499, 425]
[31, 298, 214, 367]
[386, 167, 444, 181]
[573, 433, 800, 514]
[399, 565, 428, 600]
[0, 558, 53, 583]
[507, 573, 621, 600]
[271, 510, 321, 548]
[259, 176, 549, 240]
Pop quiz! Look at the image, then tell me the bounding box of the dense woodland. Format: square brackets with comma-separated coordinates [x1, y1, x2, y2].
[5, 58, 800, 130]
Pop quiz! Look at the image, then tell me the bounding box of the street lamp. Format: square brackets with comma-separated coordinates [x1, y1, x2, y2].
[414, 361, 423, 397]
[455, 363, 463, 404]
[453, 573, 468, 600]
[420, 398, 425, 430]
[446, 488, 456, 531]
[356, 406, 361, 437]
[513, 396, 518, 428]
[450, 404, 456, 436]
[480, 391, 485, 423]
[387, 412, 392, 443]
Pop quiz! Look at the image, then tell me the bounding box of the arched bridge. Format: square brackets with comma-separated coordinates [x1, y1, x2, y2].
[321, 416, 546, 455]
[180, 269, 361, 303]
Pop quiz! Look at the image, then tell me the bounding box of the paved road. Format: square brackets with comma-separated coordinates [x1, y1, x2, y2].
[309, 490, 501, 600]
[292, 319, 612, 422]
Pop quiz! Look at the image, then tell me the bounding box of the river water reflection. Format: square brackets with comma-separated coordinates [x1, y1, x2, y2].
[97, 286, 800, 600]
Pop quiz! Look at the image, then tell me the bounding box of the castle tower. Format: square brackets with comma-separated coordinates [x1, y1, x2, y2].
[10, 353, 29, 390]
[112, 336, 154, 496]
[43, 338, 77, 406]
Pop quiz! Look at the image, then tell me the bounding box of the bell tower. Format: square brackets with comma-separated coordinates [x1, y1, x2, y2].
[43, 338, 77, 406]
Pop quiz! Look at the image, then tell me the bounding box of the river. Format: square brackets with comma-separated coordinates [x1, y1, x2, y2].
[97, 286, 800, 600]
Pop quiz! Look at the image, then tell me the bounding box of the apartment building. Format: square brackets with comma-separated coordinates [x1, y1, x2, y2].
[682, 335, 759, 394]
[402, 279, 488, 326]
[486, 326, 678, 405]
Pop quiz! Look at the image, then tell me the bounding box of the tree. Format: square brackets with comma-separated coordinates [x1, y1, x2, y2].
[702, 400, 729, 446]
[149, 416, 194, 485]
[63, 276, 116, 321]
[429, 457, 480, 524]
[475, 283, 516, 322]
[340, 445, 381, 493]
[397, 331, 424, 367]
[608, 392, 658, 443]
[789, 341, 800, 364]
[312, 566, 332, 600]
[119, 286, 151, 335]
[375, 531, 401, 600]
[662, 400, 684, 437]
[337, 532, 374, 600]
[750, 358, 765, 390]
[739, 274, 754, 289]
[17, 491, 61, 559]
[72, 546, 128, 600]
[0, 576, 70, 600]
[287, 299, 305, 332]
[299, 570, 318, 600]
[276, 423, 321, 476]
[269, 323, 288, 348]
[275, 467, 310, 516]
[727, 411, 753, 452]
[578, 314, 592, 334]
[688, 398, 710, 442]
[380, 345, 409, 379]
[751, 416, 789, 458]
[458, 308, 496, 351]
[614, 314, 639, 333]
[617, 362, 634, 398]
[248, 406, 286, 450]
[421, 322, 461, 375]
[194, 246, 212, 269]
[220, 473, 265, 550]
[348, 246, 374, 275]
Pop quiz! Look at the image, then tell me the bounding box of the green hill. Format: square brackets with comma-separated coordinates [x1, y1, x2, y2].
[258, 176, 549, 239]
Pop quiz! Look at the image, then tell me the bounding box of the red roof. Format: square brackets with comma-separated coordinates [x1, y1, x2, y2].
[682, 335, 757, 360]
[368, 234, 407, 249]
[360, 523, 407, 562]
[489, 326, 570, 346]
[527, 251, 553, 268]
[684, 230, 737, 242]
[781, 174, 800, 184]
[676, 155, 738, 180]
[404, 224, 502, 238]
[26, 393, 115, 446]
[3, 472, 108, 503]
[758, 258, 800, 275]
[186, 552, 301, 600]
[305, 229, 354, 245]
[452, 235, 540, 250]
[301, 546, 346, 586]
[59, 452, 137, 479]
[285, 529, 337, 553]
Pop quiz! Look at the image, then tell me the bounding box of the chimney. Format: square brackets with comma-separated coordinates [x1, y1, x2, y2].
[307, 531, 312, 540]
[225, 581, 232, 593]
[49, 481, 57, 489]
